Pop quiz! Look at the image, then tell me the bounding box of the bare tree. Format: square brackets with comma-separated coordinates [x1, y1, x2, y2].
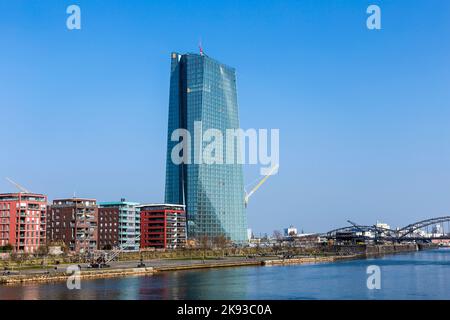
[198, 235, 210, 262]
[213, 234, 229, 258]
[272, 230, 283, 255]
[255, 240, 261, 256]
[36, 245, 49, 257]
[273, 230, 283, 241]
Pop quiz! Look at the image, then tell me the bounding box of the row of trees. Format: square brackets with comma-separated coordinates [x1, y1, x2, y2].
[195, 234, 230, 259]
[252, 230, 284, 241]
[0, 241, 68, 256]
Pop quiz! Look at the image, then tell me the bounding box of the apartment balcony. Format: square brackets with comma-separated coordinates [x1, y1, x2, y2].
[77, 222, 96, 229]
[147, 220, 165, 223]
[144, 228, 164, 232]
[119, 232, 136, 237]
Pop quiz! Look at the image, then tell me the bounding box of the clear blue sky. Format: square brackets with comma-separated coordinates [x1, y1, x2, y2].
[1, 0, 449, 234]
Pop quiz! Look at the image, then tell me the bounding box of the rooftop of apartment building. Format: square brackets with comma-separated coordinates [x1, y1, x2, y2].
[99, 199, 140, 207]
[51, 198, 97, 206]
[137, 204, 186, 211]
[0, 193, 47, 202]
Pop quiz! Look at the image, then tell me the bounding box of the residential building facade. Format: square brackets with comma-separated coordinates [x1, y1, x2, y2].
[97, 206, 119, 250]
[98, 200, 140, 251]
[139, 204, 186, 249]
[47, 198, 98, 253]
[0, 193, 47, 253]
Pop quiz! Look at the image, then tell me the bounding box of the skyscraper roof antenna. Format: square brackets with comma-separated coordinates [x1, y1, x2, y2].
[199, 39, 204, 56]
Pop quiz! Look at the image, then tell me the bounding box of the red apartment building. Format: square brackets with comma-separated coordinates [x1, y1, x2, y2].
[0, 193, 47, 253]
[138, 204, 186, 249]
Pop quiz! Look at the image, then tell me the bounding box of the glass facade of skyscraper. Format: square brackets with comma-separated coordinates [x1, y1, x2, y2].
[165, 52, 247, 243]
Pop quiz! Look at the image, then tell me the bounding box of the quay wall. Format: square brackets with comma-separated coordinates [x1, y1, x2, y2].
[365, 243, 418, 256]
[328, 243, 420, 256]
[0, 267, 154, 285]
[262, 255, 353, 266]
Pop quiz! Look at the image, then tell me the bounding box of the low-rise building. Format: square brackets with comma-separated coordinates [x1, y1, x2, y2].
[247, 228, 253, 241]
[376, 222, 391, 230]
[138, 204, 186, 249]
[0, 193, 47, 253]
[284, 225, 298, 237]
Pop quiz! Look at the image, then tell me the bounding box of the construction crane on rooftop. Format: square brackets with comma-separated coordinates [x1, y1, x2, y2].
[244, 164, 279, 207]
[5, 177, 31, 194]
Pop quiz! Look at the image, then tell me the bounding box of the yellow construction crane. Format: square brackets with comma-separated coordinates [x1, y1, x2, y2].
[244, 164, 279, 207]
[5, 177, 31, 193]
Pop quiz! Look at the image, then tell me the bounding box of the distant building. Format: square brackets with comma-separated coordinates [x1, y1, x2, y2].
[293, 233, 322, 246]
[98, 200, 140, 251]
[432, 239, 450, 246]
[412, 229, 427, 237]
[432, 224, 443, 236]
[284, 225, 298, 237]
[376, 222, 391, 230]
[247, 228, 253, 241]
[375, 222, 391, 237]
[47, 198, 98, 253]
[138, 204, 186, 249]
[0, 193, 47, 253]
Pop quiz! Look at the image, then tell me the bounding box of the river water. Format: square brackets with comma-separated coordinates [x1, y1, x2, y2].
[1, 248, 449, 300]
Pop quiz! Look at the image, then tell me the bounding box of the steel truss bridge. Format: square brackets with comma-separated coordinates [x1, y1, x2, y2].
[324, 216, 450, 243]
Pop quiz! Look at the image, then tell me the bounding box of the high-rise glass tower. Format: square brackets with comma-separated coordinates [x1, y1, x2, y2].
[165, 52, 247, 243]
